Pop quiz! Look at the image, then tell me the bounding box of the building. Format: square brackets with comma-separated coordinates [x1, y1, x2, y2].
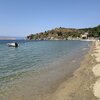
[81, 32, 89, 39]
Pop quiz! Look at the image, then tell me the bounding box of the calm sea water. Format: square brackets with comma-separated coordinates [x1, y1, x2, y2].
[0, 40, 91, 93]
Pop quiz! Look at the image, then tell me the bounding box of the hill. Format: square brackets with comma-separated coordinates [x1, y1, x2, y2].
[27, 25, 100, 40]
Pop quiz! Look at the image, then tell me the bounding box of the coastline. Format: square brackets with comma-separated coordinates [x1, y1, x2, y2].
[0, 41, 97, 100]
[50, 41, 97, 100]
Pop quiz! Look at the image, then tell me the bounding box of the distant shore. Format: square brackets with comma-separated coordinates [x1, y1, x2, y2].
[0, 36, 25, 40]
[0, 38, 16, 40]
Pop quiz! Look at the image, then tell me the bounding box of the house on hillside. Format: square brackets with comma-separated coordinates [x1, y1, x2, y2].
[81, 32, 89, 39]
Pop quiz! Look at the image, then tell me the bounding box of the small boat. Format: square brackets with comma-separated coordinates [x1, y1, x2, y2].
[7, 42, 19, 47]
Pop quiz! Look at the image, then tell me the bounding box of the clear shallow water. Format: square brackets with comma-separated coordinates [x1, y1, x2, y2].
[0, 40, 91, 93]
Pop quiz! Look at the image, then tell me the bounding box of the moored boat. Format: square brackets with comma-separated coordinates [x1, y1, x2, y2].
[7, 42, 19, 47]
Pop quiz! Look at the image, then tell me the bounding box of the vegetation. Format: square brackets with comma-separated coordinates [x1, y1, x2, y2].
[79, 25, 100, 37]
[27, 25, 100, 40]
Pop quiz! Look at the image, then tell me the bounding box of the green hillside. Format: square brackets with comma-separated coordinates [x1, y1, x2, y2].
[27, 25, 100, 40]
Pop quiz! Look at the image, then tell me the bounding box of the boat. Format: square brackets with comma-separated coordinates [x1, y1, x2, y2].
[7, 42, 19, 47]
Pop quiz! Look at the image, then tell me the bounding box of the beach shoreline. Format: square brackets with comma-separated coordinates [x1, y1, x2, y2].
[0, 41, 97, 100]
[49, 41, 97, 100]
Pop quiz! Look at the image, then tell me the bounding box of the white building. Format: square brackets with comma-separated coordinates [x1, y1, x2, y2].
[81, 32, 89, 39]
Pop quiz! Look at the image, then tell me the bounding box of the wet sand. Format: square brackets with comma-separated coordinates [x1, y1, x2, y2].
[0, 41, 98, 100]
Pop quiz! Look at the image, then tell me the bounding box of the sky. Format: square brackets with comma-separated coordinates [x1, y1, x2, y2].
[0, 0, 100, 37]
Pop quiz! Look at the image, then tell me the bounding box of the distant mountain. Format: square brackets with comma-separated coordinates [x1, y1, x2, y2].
[0, 36, 25, 40]
[0, 36, 16, 40]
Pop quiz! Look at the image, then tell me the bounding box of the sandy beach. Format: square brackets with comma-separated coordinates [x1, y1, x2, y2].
[92, 41, 100, 100]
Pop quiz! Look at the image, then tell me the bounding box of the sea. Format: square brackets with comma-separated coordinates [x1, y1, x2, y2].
[0, 40, 92, 99]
